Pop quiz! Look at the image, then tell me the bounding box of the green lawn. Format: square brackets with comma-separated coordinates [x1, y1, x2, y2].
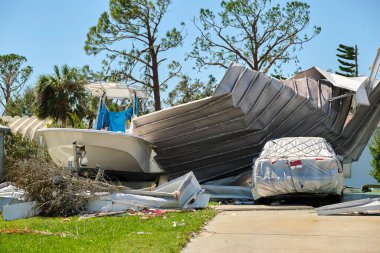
[0, 208, 216, 253]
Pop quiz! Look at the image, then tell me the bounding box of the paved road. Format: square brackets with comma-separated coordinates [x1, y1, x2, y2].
[182, 208, 380, 253]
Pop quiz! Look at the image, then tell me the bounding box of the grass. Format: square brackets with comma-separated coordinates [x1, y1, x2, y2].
[0, 208, 217, 253]
[208, 201, 220, 206]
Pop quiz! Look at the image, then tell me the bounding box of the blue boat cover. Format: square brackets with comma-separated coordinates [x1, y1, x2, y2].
[96, 101, 133, 132]
[96, 101, 109, 130]
[125, 108, 133, 121]
[109, 111, 126, 132]
[109, 108, 133, 132]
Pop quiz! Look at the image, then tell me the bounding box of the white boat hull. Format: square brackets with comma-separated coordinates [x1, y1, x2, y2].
[37, 128, 164, 175]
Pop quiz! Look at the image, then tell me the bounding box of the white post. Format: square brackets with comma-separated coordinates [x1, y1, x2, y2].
[369, 47, 380, 91]
[93, 96, 104, 130]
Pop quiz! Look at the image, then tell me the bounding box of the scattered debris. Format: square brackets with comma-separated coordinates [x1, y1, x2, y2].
[87, 172, 209, 213]
[0, 182, 25, 210]
[316, 197, 380, 215]
[187, 192, 211, 208]
[136, 231, 152, 235]
[2, 202, 39, 221]
[201, 185, 253, 200]
[62, 218, 70, 222]
[2, 172, 209, 221]
[232, 200, 254, 205]
[361, 184, 380, 192]
[172, 221, 186, 227]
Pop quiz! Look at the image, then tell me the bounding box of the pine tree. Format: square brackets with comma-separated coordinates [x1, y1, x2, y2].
[336, 44, 358, 77]
[188, 0, 321, 74]
[85, 0, 185, 111]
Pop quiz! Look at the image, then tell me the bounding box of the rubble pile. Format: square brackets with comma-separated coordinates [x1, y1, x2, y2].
[0, 171, 209, 220]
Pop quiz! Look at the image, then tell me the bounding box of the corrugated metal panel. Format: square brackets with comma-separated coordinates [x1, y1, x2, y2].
[1, 116, 51, 141]
[331, 79, 380, 163]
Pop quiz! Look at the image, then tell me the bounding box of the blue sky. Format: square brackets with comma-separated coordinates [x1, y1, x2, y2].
[1, 0, 379, 97]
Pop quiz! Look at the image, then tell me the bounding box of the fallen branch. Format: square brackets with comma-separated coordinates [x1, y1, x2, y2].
[0, 228, 73, 237]
[78, 210, 133, 220]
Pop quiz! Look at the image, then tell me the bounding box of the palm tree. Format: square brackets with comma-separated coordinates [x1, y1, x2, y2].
[35, 65, 88, 127]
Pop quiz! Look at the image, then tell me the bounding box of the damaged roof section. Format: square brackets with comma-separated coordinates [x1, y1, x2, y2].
[132, 58, 380, 182]
[292, 67, 369, 106]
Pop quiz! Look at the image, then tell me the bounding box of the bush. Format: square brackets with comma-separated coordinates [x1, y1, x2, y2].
[4, 132, 39, 162]
[369, 129, 380, 182]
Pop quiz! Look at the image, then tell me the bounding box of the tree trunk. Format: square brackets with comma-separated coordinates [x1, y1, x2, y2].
[3, 86, 11, 115]
[61, 117, 67, 128]
[151, 52, 161, 111]
[88, 118, 93, 129]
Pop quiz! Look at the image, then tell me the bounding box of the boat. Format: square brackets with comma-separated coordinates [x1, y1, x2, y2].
[38, 83, 164, 180]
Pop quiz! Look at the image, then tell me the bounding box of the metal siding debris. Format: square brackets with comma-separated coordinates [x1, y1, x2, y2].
[86, 172, 208, 212]
[201, 185, 253, 200]
[2, 201, 39, 221]
[316, 197, 380, 215]
[0, 182, 25, 210]
[1, 116, 50, 141]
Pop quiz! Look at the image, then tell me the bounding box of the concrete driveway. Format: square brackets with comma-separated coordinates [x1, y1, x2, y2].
[182, 206, 380, 253]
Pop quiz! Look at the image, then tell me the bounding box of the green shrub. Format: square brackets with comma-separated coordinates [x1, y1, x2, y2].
[4, 132, 39, 162]
[369, 129, 380, 182]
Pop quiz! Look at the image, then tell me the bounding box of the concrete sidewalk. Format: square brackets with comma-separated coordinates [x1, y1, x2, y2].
[182, 207, 380, 253]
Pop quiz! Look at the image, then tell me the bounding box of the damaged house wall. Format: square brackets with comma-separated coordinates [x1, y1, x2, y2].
[344, 131, 379, 187]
